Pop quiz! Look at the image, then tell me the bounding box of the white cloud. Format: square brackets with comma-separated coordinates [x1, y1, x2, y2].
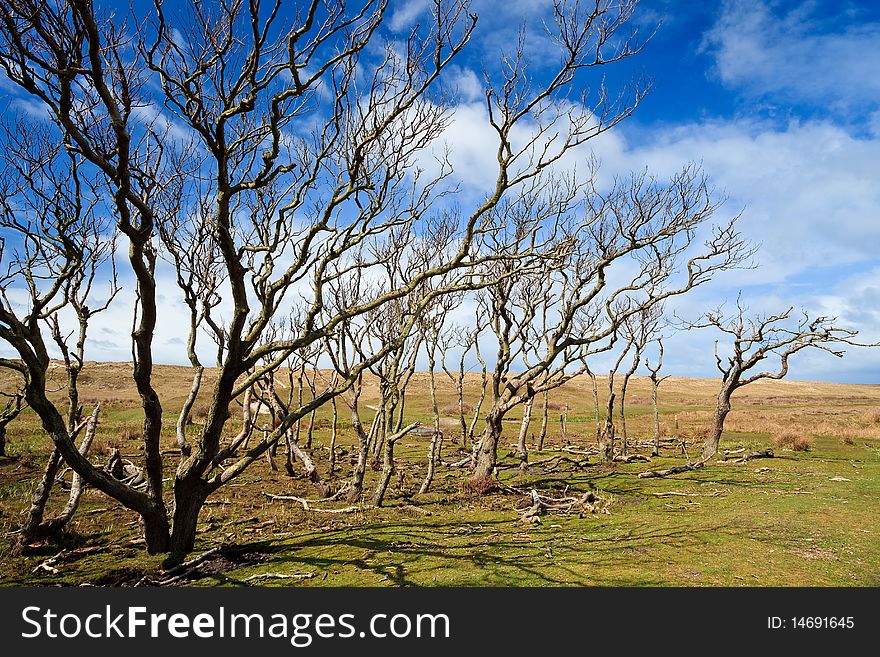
[702, 0, 880, 112]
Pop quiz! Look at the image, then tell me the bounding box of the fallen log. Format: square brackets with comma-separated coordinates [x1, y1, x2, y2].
[638, 460, 706, 479]
[613, 454, 652, 463]
[718, 448, 774, 464]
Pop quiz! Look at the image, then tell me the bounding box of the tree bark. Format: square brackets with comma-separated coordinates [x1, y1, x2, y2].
[176, 365, 203, 456]
[419, 353, 442, 494]
[168, 476, 209, 555]
[329, 396, 338, 473]
[702, 383, 734, 460]
[599, 390, 616, 462]
[472, 411, 503, 480]
[23, 406, 101, 542]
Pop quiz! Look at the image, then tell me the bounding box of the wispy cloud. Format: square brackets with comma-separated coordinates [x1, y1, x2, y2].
[702, 0, 880, 116]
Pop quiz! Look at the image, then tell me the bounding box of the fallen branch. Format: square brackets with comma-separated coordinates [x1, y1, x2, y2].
[440, 455, 473, 468]
[518, 487, 609, 522]
[243, 572, 315, 583]
[638, 459, 708, 479]
[263, 493, 361, 513]
[613, 454, 651, 463]
[653, 489, 727, 498]
[718, 448, 774, 464]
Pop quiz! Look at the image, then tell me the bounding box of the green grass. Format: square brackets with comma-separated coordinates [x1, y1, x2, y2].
[1, 366, 878, 586]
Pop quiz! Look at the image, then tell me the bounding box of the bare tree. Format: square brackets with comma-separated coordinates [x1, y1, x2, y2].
[618, 306, 662, 454]
[698, 301, 869, 460]
[644, 338, 670, 456]
[0, 119, 118, 543]
[471, 167, 749, 480]
[0, 0, 741, 554]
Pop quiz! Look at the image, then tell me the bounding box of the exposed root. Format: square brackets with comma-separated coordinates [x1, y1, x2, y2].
[501, 484, 611, 523]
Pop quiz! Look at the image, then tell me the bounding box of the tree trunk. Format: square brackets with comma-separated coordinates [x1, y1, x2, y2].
[517, 398, 533, 470]
[372, 435, 396, 507]
[176, 365, 202, 456]
[702, 384, 734, 460]
[168, 476, 209, 555]
[599, 390, 616, 463]
[619, 372, 636, 456]
[23, 406, 101, 542]
[348, 406, 379, 502]
[537, 390, 549, 451]
[590, 372, 600, 445]
[329, 396, 338, 473]
[471, 411, 502, 481]
[455, 379, 466, 445]
[419, 354, 442, 494]
[0, 424, 5, 456]
[20, 448, 63, 544]
[651, 380, 661, 456]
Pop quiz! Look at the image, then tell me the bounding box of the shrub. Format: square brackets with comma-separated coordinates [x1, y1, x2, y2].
[772, 431, 812, 451]
[440, 402, 473, 415]
[461, 475, 495, 497]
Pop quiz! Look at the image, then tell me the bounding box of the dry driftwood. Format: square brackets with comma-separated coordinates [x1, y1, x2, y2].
[515, 487, 610, 523]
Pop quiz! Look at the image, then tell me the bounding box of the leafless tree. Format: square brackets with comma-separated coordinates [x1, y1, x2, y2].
[0, 0, 737, 554]
[618, 305, 662, 454]
[0, 119, 118, 542]
[471, 167, 750, 480]
[698, 301, 869, 460]
[644, 338, 670, 456]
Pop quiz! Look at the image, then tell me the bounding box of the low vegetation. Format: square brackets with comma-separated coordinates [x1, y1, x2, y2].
[1, 365, 878, 587]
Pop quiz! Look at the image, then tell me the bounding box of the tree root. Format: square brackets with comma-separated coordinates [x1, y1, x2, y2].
[502, 485, 610, 523]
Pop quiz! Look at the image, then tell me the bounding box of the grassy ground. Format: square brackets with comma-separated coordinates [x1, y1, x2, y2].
[0, 363, 878, 586]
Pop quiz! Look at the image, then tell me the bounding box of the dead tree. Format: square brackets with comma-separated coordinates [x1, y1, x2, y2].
[439, 321, 488, 447]
[471, 167, 750, 481]
[645, 338, 671, 456]
[419, 292, 460, 494]
[0, 120, 118, 543]
[600, 334, 631, 462]
[0, 0, 722, 554]
[697, 301, 869, 460]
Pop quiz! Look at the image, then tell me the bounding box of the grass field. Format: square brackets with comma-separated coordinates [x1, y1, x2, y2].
[1, 362, 878, 586]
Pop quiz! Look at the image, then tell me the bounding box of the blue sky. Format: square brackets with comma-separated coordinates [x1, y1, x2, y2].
[380, 0, 880, 382]
[2, 0, 879, 383]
